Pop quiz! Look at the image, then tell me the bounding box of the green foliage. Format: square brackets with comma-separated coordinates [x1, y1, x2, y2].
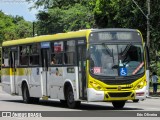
[15, 20, 33, 38]
[36, 8, 64, 35]
[62, 3, 95, 31]
[26, 0, 82, 9]
[0, 11, 32, 43]
[36, 3, 95, 34]
[33, 0, 148, 35]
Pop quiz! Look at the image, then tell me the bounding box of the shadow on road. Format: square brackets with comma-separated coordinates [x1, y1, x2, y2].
[1, 99, 143, 111]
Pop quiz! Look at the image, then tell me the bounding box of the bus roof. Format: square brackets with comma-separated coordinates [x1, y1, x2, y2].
[2, 29, 91, 47]
[2, 28, 138, 47]
[91, 28, 138, 32]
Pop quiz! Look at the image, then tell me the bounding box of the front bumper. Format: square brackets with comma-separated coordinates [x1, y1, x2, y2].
[87, 86, 147, 102]
[134, 86, 147, 101]
[87, 88, 135, 102]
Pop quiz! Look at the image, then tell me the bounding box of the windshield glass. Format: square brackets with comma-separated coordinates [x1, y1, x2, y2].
[89, 44, 144, 76]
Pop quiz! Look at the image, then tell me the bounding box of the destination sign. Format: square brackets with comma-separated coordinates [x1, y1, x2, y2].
[90, 31, 141, 42]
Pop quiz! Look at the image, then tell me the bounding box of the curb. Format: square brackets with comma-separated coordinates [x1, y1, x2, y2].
[147, 96, 160, 99]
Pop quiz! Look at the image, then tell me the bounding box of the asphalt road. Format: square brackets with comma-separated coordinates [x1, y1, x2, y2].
[0, 84, 160, 120]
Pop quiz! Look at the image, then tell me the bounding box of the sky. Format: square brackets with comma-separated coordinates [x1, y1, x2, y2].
[0, 0, 42, 21]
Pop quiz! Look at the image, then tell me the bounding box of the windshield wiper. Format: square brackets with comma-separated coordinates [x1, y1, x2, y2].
[122, 43, 132, 57]
[102, 43, 113, 57]
[121, 43, 132, 63]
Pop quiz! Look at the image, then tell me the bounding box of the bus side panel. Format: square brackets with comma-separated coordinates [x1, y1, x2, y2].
[62, 67, 79, 100]
[48, 67, 79, 100]
[1, 68, 11, 94]
[48, 67, 63, 99]
[29, 67, 42, 98]
[16, 68, 29, 96]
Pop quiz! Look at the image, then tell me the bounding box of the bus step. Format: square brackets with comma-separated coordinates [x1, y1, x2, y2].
[42, 96, 49, 100]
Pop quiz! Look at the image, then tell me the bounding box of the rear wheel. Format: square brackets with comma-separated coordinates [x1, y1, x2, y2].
[31, 97, 39, 103]
[22, 84, 39, 104]
[22, 84, 32, 103]
[66, 86, 80, 109]
[60, 100, 67, 106]
[112, 101, 126, 109]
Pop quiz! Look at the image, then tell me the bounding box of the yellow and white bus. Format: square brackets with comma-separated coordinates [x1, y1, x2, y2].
[1, 28, 149, 109]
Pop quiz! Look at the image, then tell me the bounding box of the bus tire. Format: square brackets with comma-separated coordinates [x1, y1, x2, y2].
[60, 100, 67, 106]
[112, 101, 126, 109]
[133, 99, 139, 102]
[22, 84, 32, 104]
[66, 86, 80, 109]
[31, 97, 39, 103]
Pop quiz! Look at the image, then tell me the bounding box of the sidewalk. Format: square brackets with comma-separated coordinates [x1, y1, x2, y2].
[149, 90, 160, 97]
[0, 83, 3, 94]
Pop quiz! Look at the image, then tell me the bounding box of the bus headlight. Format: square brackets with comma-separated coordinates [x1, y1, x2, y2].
[135, 80, 146, 90]
[89, 81, 103, 91]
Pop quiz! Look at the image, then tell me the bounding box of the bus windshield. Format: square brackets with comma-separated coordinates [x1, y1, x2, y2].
[89, 44, 144, 76]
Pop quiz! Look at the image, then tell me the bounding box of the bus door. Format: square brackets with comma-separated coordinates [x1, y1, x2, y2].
[41, 42, 50, 97]
[10, 47, 18, 94]
[78, 44, 87, 99]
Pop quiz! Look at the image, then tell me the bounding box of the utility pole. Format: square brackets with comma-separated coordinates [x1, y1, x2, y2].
[132, 0, 150, 97]
[147, 0, 150, 48]
[146, 0, 150, 97]
[132, 0, 150, 46]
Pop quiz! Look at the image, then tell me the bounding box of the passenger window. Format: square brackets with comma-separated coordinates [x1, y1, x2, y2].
[50, 40, 75, 65]
[20, 46, 29, 65]
[64, 40, 75, 65]
[51, 42, 63, 65]
[52, 41, 64, 53]
[66, 41, 75, 52]
[29, 44, 40, 65]
[2, 48, 10, 67]
[64, 52, 75, 64]
[51, 53, 63, 65]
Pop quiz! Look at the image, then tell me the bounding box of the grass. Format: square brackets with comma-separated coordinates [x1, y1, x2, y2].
[149, 83, 160, 90]
[149, 76, 160, 90]
[149, 82, 160, 96]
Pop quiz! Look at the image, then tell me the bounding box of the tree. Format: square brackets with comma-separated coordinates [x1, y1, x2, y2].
[0, 11, 32, 43]
[36, 8, 64, 35]
[15, 20, 32, 38]
[26, 0, 82, 9]
[0, 11, 17, 42]
[36, 3, 95, 34]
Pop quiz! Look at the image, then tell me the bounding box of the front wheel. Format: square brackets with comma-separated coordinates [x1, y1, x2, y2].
[133, 99, 139, 102]
[112, 101, 126, 109]
[66, 87, 80, 109]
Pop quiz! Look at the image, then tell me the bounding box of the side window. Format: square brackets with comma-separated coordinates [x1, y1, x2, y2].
[29, 44, 40, 65]
[50, 40, 75, 65]
[2, 47, 10, 67]
[51, 41, 63, 65]
[64, 40, 75, 65]
[20, 46, 29, 65]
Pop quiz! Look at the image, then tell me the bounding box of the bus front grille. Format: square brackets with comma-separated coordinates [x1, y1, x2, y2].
[108, 92, 131, 97]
